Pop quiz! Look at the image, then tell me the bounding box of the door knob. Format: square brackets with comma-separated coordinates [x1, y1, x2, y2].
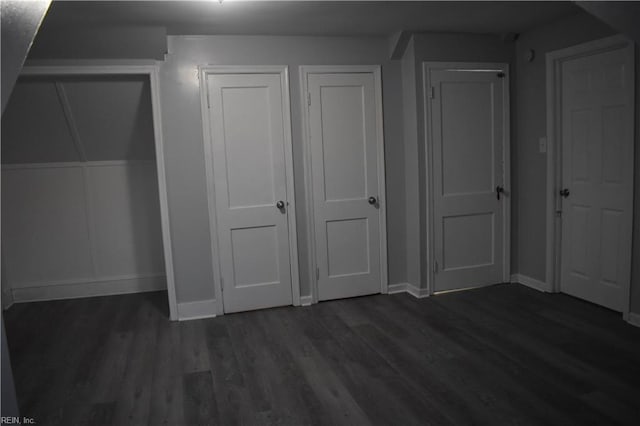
[368, 196, 377, 205]
[276, 200, 285, 209]
[496, 185, 505, 200]
[559, 188, 570, 198]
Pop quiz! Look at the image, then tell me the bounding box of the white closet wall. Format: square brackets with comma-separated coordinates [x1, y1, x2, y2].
[1, 76, 166, 302]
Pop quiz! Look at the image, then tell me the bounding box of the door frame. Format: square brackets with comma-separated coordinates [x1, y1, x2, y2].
[19, 62, 179, 320]
[545, 35, 635, 320]
[199, 65, 300, 314]
[422, 61, 512, 295]
[299, 65, 388, 304]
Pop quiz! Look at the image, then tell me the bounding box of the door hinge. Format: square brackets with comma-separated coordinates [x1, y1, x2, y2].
[429, 86, 435, 99]
[434, 261, 439, 273]
[307, 92, 311, 106]
[220, 277, 224, 291]
[316, 267, 320, 281]
[206, 91, 211, 109]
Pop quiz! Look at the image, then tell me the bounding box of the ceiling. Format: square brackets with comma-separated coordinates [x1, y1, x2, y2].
[41, 1, 579, 37]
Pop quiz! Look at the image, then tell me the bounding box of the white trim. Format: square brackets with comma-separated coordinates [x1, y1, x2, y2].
[510, 273, 552, 293]
[299, 66, 318, 303]
[387, 282, 430, 298]
[20, 63, 161, 77]
[406, 283, 429, 298]
[54, 82, 87, 161]
[2, 289, 14, 310]
[177, 299, 217, 321]
[19, 63, 178, 321]
[299, 295, 313, 306]
[628, 313, 640, 328]
[198, 68, 224, 317]
[387, 283, 409, 294]
[545, 35, 634, 319]
[422, 62, 511, 295]
[8, 273, 165, 289]
[1, 160, 156, 170]
[198, 65, 301, 315]
[11, 275, 166, 303]
[81, 165, 99, 278]
[299, 64, 389, 303]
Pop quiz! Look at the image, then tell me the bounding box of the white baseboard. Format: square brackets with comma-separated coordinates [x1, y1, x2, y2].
[406, 283, 430, 298]
[387, 282, 430, 299]
[11, 275, 166, 303]
[387, 283, 408, 294]
[177, 299, 217, 321]
[511, 273, 551, 293]
[299, 295, 313, 306]
[628, 312, 640, 328]
[2, 289, 14, 310]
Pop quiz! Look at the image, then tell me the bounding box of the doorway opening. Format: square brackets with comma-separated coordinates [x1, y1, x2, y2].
[1, 65, 177, 320]
[545, 35, 635, 319]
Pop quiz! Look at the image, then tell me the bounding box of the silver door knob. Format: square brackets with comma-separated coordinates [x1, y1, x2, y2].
[368, 196, 377, 205]
[559, 188, 570, 198]
[276, 200, 285, 209]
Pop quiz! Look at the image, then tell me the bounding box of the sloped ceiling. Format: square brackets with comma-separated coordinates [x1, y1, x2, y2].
[1, 76, 156, 164]
[0, 0, 51, 113]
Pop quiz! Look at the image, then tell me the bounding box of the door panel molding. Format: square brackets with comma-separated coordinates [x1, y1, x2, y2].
[199, 65, 300, 315]
[545, 35, 635, 320]
[423, 62, 511, 295]
[299, 65, 388, 303]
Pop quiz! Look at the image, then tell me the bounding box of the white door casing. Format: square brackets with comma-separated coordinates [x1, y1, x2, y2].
[559, 46, 634, 312]
[424, 63, 511, 293]
[201, 66, 299, 314]
[300, 66, 387, 302]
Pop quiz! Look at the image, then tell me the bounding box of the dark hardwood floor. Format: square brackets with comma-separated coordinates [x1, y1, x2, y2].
[4, 283, 640, 425]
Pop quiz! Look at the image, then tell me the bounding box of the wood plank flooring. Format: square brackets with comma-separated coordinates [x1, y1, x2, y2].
[4, 284, 640, 425]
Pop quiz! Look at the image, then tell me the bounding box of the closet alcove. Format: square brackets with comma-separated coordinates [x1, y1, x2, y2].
[1, 74, 167, 306]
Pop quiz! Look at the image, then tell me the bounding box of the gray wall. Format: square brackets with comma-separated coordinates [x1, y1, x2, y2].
[634, 43, 640, 316]
[159, 35, 406, 304]
[402, 33, 513, 289]
[28, 26, 167, 60]
[401, 37, 420, 288]
[12, 12, 639, 315]
[634, 42, 640, 316]
[515, 11, 640, 315]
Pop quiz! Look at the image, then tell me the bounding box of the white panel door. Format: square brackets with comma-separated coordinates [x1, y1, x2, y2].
[307, 72, 382, 301]
[207, 73, 293, 313]
[430, 68, 507, 292]
[560, 47, 633, 312]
